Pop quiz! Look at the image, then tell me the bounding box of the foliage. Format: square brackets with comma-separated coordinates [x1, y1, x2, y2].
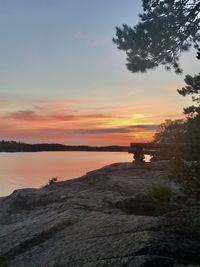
[170, 158, 200, 199]
[0, 140, 68, 152]
[113, 0, 200, 73]
[113, 0, 200, 200]
[197, 48, 200, 59]
[48, 177, 58, 185]
[177, 72, 200, 115]
[152, 119, 186, 160]
[154, 73, 200, 198]
[154, 119, 186, 143]
[149, 184, 171, 202]
[0, 140, 127, 152]
[153, 73, 200, 160]
[153, 120, 200, 160]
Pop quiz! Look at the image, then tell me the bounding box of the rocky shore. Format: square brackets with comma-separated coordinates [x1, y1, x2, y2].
[0, 161, 200, 267]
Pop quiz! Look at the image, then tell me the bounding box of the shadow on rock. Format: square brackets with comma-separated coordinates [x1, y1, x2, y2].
[109, 194, 181, 216]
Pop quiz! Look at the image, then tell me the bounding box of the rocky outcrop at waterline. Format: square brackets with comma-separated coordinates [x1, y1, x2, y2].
[0, 161, 200, 267]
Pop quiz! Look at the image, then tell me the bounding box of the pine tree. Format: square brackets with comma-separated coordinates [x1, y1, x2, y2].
[113, 0, 200, 73]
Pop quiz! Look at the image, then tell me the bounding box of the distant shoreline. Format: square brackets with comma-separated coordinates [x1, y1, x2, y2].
[0, 140, 129, 153]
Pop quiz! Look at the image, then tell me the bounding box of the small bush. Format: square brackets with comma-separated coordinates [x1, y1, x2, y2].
[48, 177, 58, 185]
[170, 158, 200, 200]
[149, 184, 171, 202]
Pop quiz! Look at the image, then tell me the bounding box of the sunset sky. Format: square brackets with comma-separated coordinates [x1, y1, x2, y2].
[0, 0, 199, 146]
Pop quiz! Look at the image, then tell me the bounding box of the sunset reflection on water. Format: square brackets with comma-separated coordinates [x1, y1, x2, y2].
[0, 151, 132, 197]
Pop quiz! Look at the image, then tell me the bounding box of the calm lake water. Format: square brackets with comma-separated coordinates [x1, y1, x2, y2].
[0, 151, 133, 197]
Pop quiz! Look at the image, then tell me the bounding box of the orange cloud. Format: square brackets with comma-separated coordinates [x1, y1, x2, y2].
[0, 97, 185, 146]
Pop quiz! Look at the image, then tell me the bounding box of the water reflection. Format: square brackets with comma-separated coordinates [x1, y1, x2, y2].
[0, 151, 132, 197]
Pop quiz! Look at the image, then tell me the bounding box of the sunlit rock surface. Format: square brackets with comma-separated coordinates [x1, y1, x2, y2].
[0, 161, 200, 267]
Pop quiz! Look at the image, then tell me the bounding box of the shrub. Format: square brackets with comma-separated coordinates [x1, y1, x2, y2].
[149, 184, 171, 202]
[170, 158, 200, 200]
[48, 177, 58, 185]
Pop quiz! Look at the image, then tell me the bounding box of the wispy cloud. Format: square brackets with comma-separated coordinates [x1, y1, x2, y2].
[68, 124, 158, 135]
[8, 110, 37, 120]
[0, 96, 183, 145]
[130, 124, 158, 130]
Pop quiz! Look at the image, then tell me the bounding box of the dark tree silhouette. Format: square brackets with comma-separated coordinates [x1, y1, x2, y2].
[153, 73, 200, 160]
[113, 0, 200, 73]
[178, 72, 200, 115]
[197, 48, 200, 59]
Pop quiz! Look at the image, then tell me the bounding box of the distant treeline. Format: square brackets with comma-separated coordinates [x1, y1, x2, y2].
[0, 140, 129, 152]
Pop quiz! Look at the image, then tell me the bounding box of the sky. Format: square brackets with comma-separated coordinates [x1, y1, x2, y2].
[0, 0, 199, 146]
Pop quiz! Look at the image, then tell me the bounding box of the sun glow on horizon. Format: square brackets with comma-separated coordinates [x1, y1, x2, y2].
[0, 0, 198, 146]
[0, 96, 186, 146]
